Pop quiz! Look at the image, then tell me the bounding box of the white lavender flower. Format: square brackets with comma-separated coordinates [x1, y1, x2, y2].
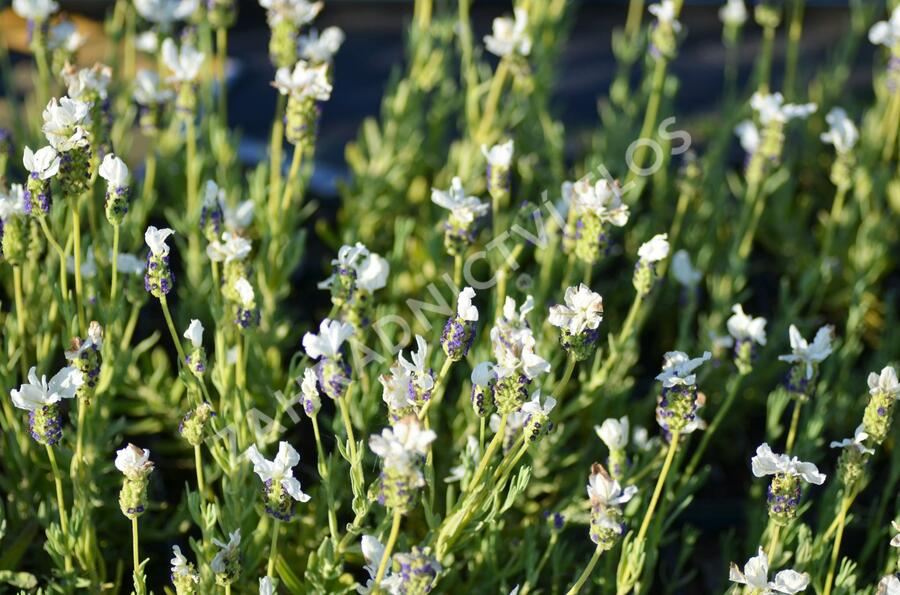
[892, 520, 900, 548]
[729, 548, 810, 594]
[300, 367, 321, 417]
[210, 529, 241, 586]
[379, 335, 435, 419]
[144, 226, 176, 297]
[273, 60, 332, 101]
[162, 38, 205, 84]
[298, 27, 345, 64]
[752, 443, 826, 525]
[42, 97, 90, 152]
[830, 425, 874, 456]
[11, 365, 82, 445]
[99, 153, 130, 224]
[183, 319, 206, 375]
[548, 284, 604, 361]
[482, 140, 514, 199]
[259, 576, 275, 595]
[12, 0, 58, 22]
[484, 8, 531, 58]
[587, 464, 637, 550]
[207, 232, 252, 264]
[233, 277, 259, 329]
[634, 233, 669, 295]
[471, 361, 497, 418]
[520, 391, 556, 442]
[719, 0, 748, 28]
[431, 177, 489, 255]
[318, 242, 389, 325]
[22, 145, 59, 215]
[655, 351, 711, 436]
[442, 287, 479, 361]
[116, 444, 154, 517]
[369, 418, 437, 512]
[648, 0, 681, 33]
[863, 366, 900, 445]
[778, 324, 833, 394]
[63, 63, 112, 104]
[877, 575, 900, 595]
[820, 107, 859, 155]
[247, 441, 311, 521]
[170, 545, 200, 594]
[869, 6, 900, 49]
[751, 92, 817, 126]
[48, 20, 85, 54]
[568, 177, 628, 263]
[134, 0, 197, 29]
[595, 416, 629, 478]
[303, 318, 354, 399]
[671, 249, 701, 288]
[727, 304, 767, 373]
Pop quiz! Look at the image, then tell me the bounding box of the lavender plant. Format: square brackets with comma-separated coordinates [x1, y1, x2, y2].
[1, 0, 900, 593]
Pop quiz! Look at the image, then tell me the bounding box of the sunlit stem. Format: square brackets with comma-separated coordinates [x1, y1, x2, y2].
[635, 431, 680, 544]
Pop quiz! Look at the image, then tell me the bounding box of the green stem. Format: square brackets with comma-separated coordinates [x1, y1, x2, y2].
[132, 517, 140, 573]
[217, 27, 228, 120]
[625, 57, 668, 190]
[268, 94, 286, 221]
[46, 445, 73, 571]
[111, 224, 120, 301]
[194, 444, 205, 496]
[280, 145, 303, 213]
[469, 414, 507, 491]
[374, 510, 403, 589]
[823, 493, 852, 595]
[554, 355, 577, 397]
[267, 519, 280, 578]
[477, 58, 509, 141]
[783, 0, 805, 100]
[159, 295, 188, 367]
[765, 523, 781, 562]
[311, 417, 340, 543]
[74, 400, 87, 469]
[453, 254, 463, 289]
[13, 265, 27, 376]
[635, 431, 679, 544]
[418, 358, 454, 421]
[820, 184, 849, 267]
[785, 399, 803, 454]
[565, 545, 604, 595]
[71, 198, 87, 334]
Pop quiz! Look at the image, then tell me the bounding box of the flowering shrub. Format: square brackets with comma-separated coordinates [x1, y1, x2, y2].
[1, 0, 899, 594]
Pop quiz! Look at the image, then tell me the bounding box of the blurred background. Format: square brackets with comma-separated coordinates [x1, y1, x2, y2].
[1, 0, 870, 202]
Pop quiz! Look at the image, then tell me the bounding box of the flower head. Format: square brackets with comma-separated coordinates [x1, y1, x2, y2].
[161, 38, 205, 84]
[778, 324, 833, 380]
[135, 0, 197, 27]
[751, 443, 826, 484]
[595, 416, 630, 452]
[869, 6, 900, 48]
[145, 226, 175, 257]
[638, 233, 670, 263]
[750, 92, 817, 126]
[273, 60, 332, 100]
[42, 97, 90, 151]
[820, 107, 859, 154]
[829, 425, 875, 456]
[170, 545, 200, 590]
[246, 441, 311, 502]
[456, 286, 479, 322]
[571, 178, 629, 226]
[23, 145, 60, 180]
[299, 26, 345, 64]
[727, 304, 767, 346]
[649, 0, 681, 33]
[184, 319, 204, 349]
[482, 140, 514, 168]
[431, 177, 490, 227]
[210, 529, 241, 576]
[12, 0, 58, 21]
[548, 284, 603, 335]
[719, 0, 747, 27]
[99, 154, 130, 188]
[587, 465, 638, 507]
[207, 231, 252, 264]
[868, 366, 899, 399]
[302, 318, 355, 359]
[11, 366, 83, 411]
[729, 548, 810, 594]
[133, 70, 174, 106]
[484, 8, 531, 57]
[115, 443, 154, 479]
[656, 351, 711, 388]
[671, 249, 701, 287]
